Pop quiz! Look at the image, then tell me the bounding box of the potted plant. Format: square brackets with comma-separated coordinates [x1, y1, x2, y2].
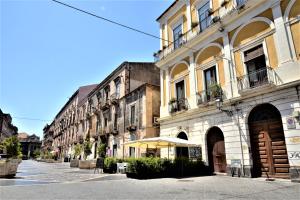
[0, 136, 22, 178]
[79, 133, 93, 169]
[192, 22, 199, 29]
[209, 84, 222, 99]
[168, 98, 178, 113]
[70, 144, 82, 167]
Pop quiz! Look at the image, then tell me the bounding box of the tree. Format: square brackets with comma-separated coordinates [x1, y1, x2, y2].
[1, 136, 22, 159]
[97, 143, 106, 158]
[74, 144, 82, 159]
[83, 132, 92, 160]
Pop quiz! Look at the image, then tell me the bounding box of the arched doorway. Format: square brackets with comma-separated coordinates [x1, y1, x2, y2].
[248, 104, 289, 178]
[207, 127, 227, 173]
[176, 132, 189, 158]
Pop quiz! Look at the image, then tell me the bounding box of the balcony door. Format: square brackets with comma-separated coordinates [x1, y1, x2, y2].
[204, 66, 217, 101]
[198, 1, 211, 32]
[244, 45, 267, 88]
[173, 24, 182, 49]
[176, 80, 185, 101]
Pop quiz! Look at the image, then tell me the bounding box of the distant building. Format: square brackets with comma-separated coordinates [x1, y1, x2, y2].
[85, 61, 160, 159]
[41, 122, 54, 152]
[18, 133, 41, 159]
[49, 84, 97, 160]
[0, 109, 18, 143]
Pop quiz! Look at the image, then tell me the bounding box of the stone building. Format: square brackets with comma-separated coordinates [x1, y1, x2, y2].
[84, 61, 160, 159]
[18, 133, 41, 159]
[41, 122, 54, 152]
[155, 0, 300, 180]
[50, 84, 97, 160]
[0, 109, 18, 143]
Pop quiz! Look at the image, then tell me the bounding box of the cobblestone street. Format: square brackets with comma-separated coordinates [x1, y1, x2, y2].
[0, 160, 299, 199]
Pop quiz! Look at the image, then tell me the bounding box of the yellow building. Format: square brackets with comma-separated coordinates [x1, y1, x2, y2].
[156, 0, 300, 180]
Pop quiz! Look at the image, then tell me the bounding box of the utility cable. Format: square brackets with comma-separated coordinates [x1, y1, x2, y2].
[12, 117, 51, 122]
[51, 0, 196, 52]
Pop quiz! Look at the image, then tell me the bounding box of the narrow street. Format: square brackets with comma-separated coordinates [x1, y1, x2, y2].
[0, 160, 299, 199]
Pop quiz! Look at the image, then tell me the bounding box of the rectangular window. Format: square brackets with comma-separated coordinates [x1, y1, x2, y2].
[236, 0, 246, 7]
[130, 105, 135, 125]
[198, 2, 210, 32]
[115, 80, 120, 97]
[104, 118, 108, 127]
[204, 66, 217, 101]
[176, 80, 185, 100]
[244, 45, 267, 88]
[173, 24, 182, 49]
[113, 144, 117, 157]
[129, 147, 135, 158]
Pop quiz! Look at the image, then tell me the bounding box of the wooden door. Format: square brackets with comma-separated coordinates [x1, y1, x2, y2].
[250, 121, 289, 178]
[207, 129, 227, 173]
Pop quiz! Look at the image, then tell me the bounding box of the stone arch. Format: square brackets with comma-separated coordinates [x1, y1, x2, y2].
[195, 43, 223, 65]
[230, 17, 275, 48]
[176, 131, 189, 158]
[170, 61, 189, 80]
[247, 103, 289, 178]
[206, 126, 227, 173]
[284, 0, 299, 21]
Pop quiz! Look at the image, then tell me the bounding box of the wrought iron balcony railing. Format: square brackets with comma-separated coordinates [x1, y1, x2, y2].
[196, 84, 223, 105]
[100, 98, 110, 110]
[154, 0, 248, 62]
[237, 67, 276, 92]
[168, 98, 188, 113]
[110, 92, 120, 104]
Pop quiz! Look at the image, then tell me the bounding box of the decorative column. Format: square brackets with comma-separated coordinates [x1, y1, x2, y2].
[189, 52, 197, 109]
[160, 69, 164, 107]
[222, 32, 235, 99]
[165, 68, 170, 110]
[164, 23, 168, 47]
[186, 0, 192, 31]
[272, 1, 293, 65]
[160, 24, 163, 50]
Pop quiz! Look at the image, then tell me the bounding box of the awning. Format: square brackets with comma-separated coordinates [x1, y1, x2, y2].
[124, 137, 200, 149]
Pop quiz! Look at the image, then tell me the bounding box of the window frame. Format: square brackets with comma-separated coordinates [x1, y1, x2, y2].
[195, 0, 212, 32]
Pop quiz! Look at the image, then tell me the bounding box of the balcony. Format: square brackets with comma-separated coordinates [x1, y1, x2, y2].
[196, 84, 223, 106]
[100, 99, 110, 110]
[168, 98, 188, 114]
[154, 0, 248, 62]
[237, 67, 276, 93]
[126, 124, 137, 132]
[110, 93, 120, 105]
[112, 124, 119, 135]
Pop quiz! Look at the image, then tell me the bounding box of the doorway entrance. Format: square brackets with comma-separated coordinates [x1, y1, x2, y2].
[207, 127, 227, 173]
[248, 104, 289, 178]
[176, 132, 189, 158]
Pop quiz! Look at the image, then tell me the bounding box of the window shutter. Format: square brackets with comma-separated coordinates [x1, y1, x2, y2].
[244, 45, 264, 62]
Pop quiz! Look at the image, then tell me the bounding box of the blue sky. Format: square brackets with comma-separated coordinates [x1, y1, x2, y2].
[0, 0, 172, 138]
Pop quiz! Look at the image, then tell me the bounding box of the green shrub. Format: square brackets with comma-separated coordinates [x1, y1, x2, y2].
[1, 136, 22, 159]
[83, 133, 92, 160]
[126, 157, 211, 179]
[104, 157, 117, 173]
[74, 144, 82, 159]
[33, 149, 41, 159]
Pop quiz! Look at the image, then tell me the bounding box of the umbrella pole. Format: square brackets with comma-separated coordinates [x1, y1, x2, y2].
[168, 143, 169, 160]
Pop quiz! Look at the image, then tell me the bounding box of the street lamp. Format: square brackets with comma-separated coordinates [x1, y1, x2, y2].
[215, 97, 233, 117]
